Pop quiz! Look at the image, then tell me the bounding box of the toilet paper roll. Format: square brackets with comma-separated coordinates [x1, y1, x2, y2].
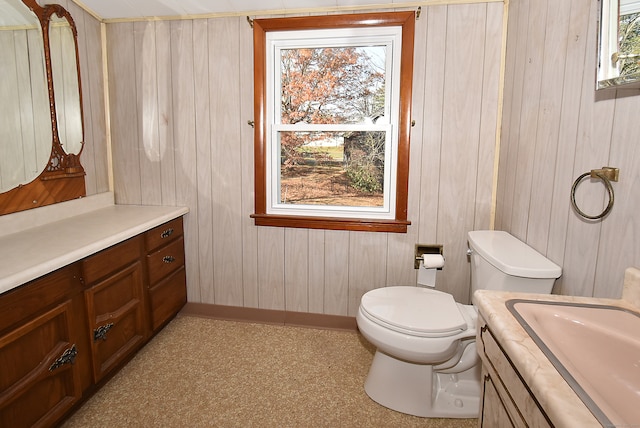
[421, 254, 445, 269]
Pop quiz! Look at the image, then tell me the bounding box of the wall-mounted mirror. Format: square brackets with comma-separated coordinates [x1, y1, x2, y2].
[0, 0, 85, 215]
[0, 0, 51, 192]
[48, 7, 83, 156]
[597, 0, 640, 89]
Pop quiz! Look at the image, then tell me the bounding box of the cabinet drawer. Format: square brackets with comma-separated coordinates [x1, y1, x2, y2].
[0, 264, 82, 334]
[480, 325, 551, 427]
[149, 267, 187, 331]
[82, 236, 142, 285]
[0, 300, 84, 427]
[145, 217, 183, 252]
[146, 237, 185, 285]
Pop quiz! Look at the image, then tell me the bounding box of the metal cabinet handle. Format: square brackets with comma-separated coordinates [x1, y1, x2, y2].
[161, 228, 174, 239]
[49, 344, 78, 371]
[163, 256, 176, 263]
[93, 323, 114, 341]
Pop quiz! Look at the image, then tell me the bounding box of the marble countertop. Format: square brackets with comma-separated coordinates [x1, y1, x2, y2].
[0, 193, 188, 295]
[473, 267, 640, 427]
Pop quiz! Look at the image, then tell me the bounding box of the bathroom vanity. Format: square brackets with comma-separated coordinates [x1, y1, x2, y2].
[474, 268, 640, 427]
[0, 194, 188, 427]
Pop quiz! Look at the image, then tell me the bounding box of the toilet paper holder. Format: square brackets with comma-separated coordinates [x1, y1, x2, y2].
[414, 244, 444, 269]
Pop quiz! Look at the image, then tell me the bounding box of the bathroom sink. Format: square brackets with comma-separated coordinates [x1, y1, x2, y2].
[506, 299, 640, 427]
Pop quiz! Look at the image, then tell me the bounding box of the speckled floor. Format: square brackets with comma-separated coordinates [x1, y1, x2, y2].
[62, 315, 478, 428]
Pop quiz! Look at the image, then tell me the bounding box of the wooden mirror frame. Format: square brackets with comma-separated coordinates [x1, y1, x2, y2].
[0, 0, 85, 216]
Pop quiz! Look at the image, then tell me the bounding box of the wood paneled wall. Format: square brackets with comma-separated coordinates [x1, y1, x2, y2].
[497, 0, 640, 298]
[105, 3, 503, 314]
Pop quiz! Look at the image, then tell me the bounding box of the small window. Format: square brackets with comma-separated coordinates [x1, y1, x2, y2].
[251, 12, 415, 233]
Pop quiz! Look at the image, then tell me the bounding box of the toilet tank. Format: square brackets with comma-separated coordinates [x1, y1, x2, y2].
[467, 231, 562, 294]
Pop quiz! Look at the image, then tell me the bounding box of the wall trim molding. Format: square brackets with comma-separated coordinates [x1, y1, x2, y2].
[180, 303, 358, 332]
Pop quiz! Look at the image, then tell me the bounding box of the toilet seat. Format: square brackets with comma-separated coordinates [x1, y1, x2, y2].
[360, 286, 467, 338]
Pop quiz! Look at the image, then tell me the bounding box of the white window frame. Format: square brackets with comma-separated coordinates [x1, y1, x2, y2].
[265, 28, 402, 220]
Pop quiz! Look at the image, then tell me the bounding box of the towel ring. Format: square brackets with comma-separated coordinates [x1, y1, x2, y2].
[570, 167, 619, 220]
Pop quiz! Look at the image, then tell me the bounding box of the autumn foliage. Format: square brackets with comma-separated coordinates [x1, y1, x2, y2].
[279, 47, 385, 168]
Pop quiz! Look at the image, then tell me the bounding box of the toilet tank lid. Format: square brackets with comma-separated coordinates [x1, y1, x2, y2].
[468, 230, 562, 279]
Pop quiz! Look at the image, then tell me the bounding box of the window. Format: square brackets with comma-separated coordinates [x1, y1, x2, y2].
[598, 0, 640, 85]
[251, 12, 415, 233]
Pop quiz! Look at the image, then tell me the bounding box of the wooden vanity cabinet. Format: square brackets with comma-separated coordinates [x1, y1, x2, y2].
[145, 217, 187, 332]
[0, 264, 91, 428]
[0, 215, 187, 426]
[477, 315, 551, 428]
[82, 236, 148, 383]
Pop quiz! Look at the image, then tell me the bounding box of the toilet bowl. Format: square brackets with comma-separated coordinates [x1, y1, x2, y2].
[356, 230, 562, 418]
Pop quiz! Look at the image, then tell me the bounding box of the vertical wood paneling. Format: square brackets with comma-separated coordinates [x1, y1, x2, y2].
[107, 22, 142, 204]
[558, 0, 615, 297]
[134, 21, 162, 205]
[154, 21, 177, 205]
[170, 20, 200, 302]
[510, 0, 546, 240]
[209, 18, 244, 306]
[348, 232, 388, 315]
[546, 0, 591, 276]
[497, 0, 528, 232]
[498, 0, 640, 299]
[597, 93, 640, 297]
[285, 228, 309, 312]
[438, 4, 488, 303]
[525, 0, 571, 252]
[193, 19, 214, 304]
[257, 227, 285, 310]
[494, 0, 518, 231]
[475, 2, 502, 231]
[324, 230, 350, 315]
[417, 5, 446, 247]
[308, 230, 325, 313]
[106, 3, 504, 313]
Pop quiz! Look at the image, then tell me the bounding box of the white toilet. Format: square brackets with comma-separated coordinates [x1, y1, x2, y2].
[356, 230, 562, 418]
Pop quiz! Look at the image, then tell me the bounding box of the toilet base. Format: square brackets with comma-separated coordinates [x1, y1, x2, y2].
[364, 350, 481, 418]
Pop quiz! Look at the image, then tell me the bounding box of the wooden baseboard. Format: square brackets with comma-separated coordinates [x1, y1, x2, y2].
[180, 302, 358, 332]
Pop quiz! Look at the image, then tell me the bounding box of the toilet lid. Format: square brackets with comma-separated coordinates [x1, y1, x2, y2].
[360, 286, 467, 337]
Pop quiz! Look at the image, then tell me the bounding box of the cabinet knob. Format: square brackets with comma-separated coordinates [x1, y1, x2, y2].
[163, 255, 176, 263]
[161, 228, 174, 239]
[93, 323, 114, 341]
[49, 344, 78, 371]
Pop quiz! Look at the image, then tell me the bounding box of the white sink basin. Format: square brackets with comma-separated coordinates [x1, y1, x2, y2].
[507, 299, 640, 427]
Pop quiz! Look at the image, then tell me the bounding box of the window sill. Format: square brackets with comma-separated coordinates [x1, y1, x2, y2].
[251, 213, 410, 233]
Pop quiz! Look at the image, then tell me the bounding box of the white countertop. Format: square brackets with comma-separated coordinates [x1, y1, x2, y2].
[473, 267, 640, 428]
[0, 193, 188, 295]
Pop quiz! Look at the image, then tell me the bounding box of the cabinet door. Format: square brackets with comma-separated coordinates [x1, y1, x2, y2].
[84, 261, 146, 383]
[481, 372, 517, 428]
[149, 267, 187, 331]
[0, 300, 84, 428]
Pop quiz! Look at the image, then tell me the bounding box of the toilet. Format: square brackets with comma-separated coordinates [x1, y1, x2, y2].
[356, 230, 562, 418]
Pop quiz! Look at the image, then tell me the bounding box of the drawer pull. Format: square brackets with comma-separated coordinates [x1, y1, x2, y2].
[163, 256, 176, 263]
[161, 228, 174, 239]
[93, 323, 114, 341]
[49, 344, 78, 371]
